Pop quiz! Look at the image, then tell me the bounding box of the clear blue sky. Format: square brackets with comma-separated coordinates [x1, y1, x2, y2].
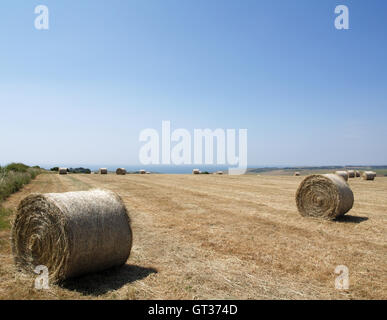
[1, 0, 386, 168]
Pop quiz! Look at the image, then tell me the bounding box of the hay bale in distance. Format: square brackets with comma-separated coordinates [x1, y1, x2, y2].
[192, 169, 200, 174]
[139, 169, 146, 174]
[362, 171, 376, 181]
[296, 174, 354, 220]
[12, 189, 132, 282]
[355, 170, 361, 177]
[99, 168, 108, 174]
[294, 172, 300, 176]
[116, 168, 127, 175]
[58, 168, 67, 175]
[216, 171, 224, 175]
[335, 171, 349, 182]
[347, 170, 355, 178]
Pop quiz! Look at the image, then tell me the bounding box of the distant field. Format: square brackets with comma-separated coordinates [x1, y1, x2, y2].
[250, 168, 335, 176]
[0, 173, 386, 299]
[374, 169, 387, 176]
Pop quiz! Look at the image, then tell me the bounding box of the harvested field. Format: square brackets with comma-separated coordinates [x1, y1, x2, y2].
[0, 173, 386, 300]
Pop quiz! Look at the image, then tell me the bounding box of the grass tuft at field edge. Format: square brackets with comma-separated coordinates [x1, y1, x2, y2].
[0, 164, 41, 202]
[0, 163, 41, 230]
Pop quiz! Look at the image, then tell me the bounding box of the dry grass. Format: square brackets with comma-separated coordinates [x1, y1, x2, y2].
[0, 173, 386, 300]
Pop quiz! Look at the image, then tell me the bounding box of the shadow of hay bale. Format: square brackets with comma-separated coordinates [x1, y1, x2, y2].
[61, 264, 157, 296]
[334, 215, 369, 224]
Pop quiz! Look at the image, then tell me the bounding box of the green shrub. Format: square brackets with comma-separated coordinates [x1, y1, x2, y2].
[0, 167, 40, 202]
[5, 163, 30, 173]
[0, 164, 40, 230]
[68, 167, 91, 174]
[50, 167, 59, 172]
[0, 207, 12, 230]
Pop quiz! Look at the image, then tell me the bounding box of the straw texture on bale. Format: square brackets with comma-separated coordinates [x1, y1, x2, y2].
[99, 168, 108, 174]
[347, 170, 355, 178]
[335, 171, 349, 181]
[296, 174, 354, 220]
[362, 171, 376, 181]
[11, 189, 132, 282]
[58, 168, 67, 175]
[116, 168, 127, 175]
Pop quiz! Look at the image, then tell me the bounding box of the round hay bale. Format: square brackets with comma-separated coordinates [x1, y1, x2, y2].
[192, 169, 200, 174]
[116, 168, 126, 175]
[99, 168, 108, 174]
[11, 189, 132, 282]
[216, 171, 224, 175]
[296, 174, 354, 220]
[294, 172, 300, 176]
[355, 170, 361, 177]
[58, 168, 67, 175]
[335, 171, 349, 181]
[347, 170, 355, 178]
[362, 171, 376, 181]
[139, 169, 146, 174]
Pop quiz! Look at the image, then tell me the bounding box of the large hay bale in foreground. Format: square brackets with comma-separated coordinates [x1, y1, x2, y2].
[58, 168, 67, 175]
[335, 171, 349, 181]
[347, 170, 355, 178]
[12, 189, 132, 282]
[99, 168, 108, 174]
[116, 168, 127, 175]
[296, 174, 354, 220]
[362, 171, 376, 181]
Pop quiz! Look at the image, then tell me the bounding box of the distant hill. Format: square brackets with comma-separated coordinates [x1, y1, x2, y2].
[247, 166, 387, 176]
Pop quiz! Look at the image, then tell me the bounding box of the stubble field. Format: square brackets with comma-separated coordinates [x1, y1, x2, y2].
[0, 173, 386, 299]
